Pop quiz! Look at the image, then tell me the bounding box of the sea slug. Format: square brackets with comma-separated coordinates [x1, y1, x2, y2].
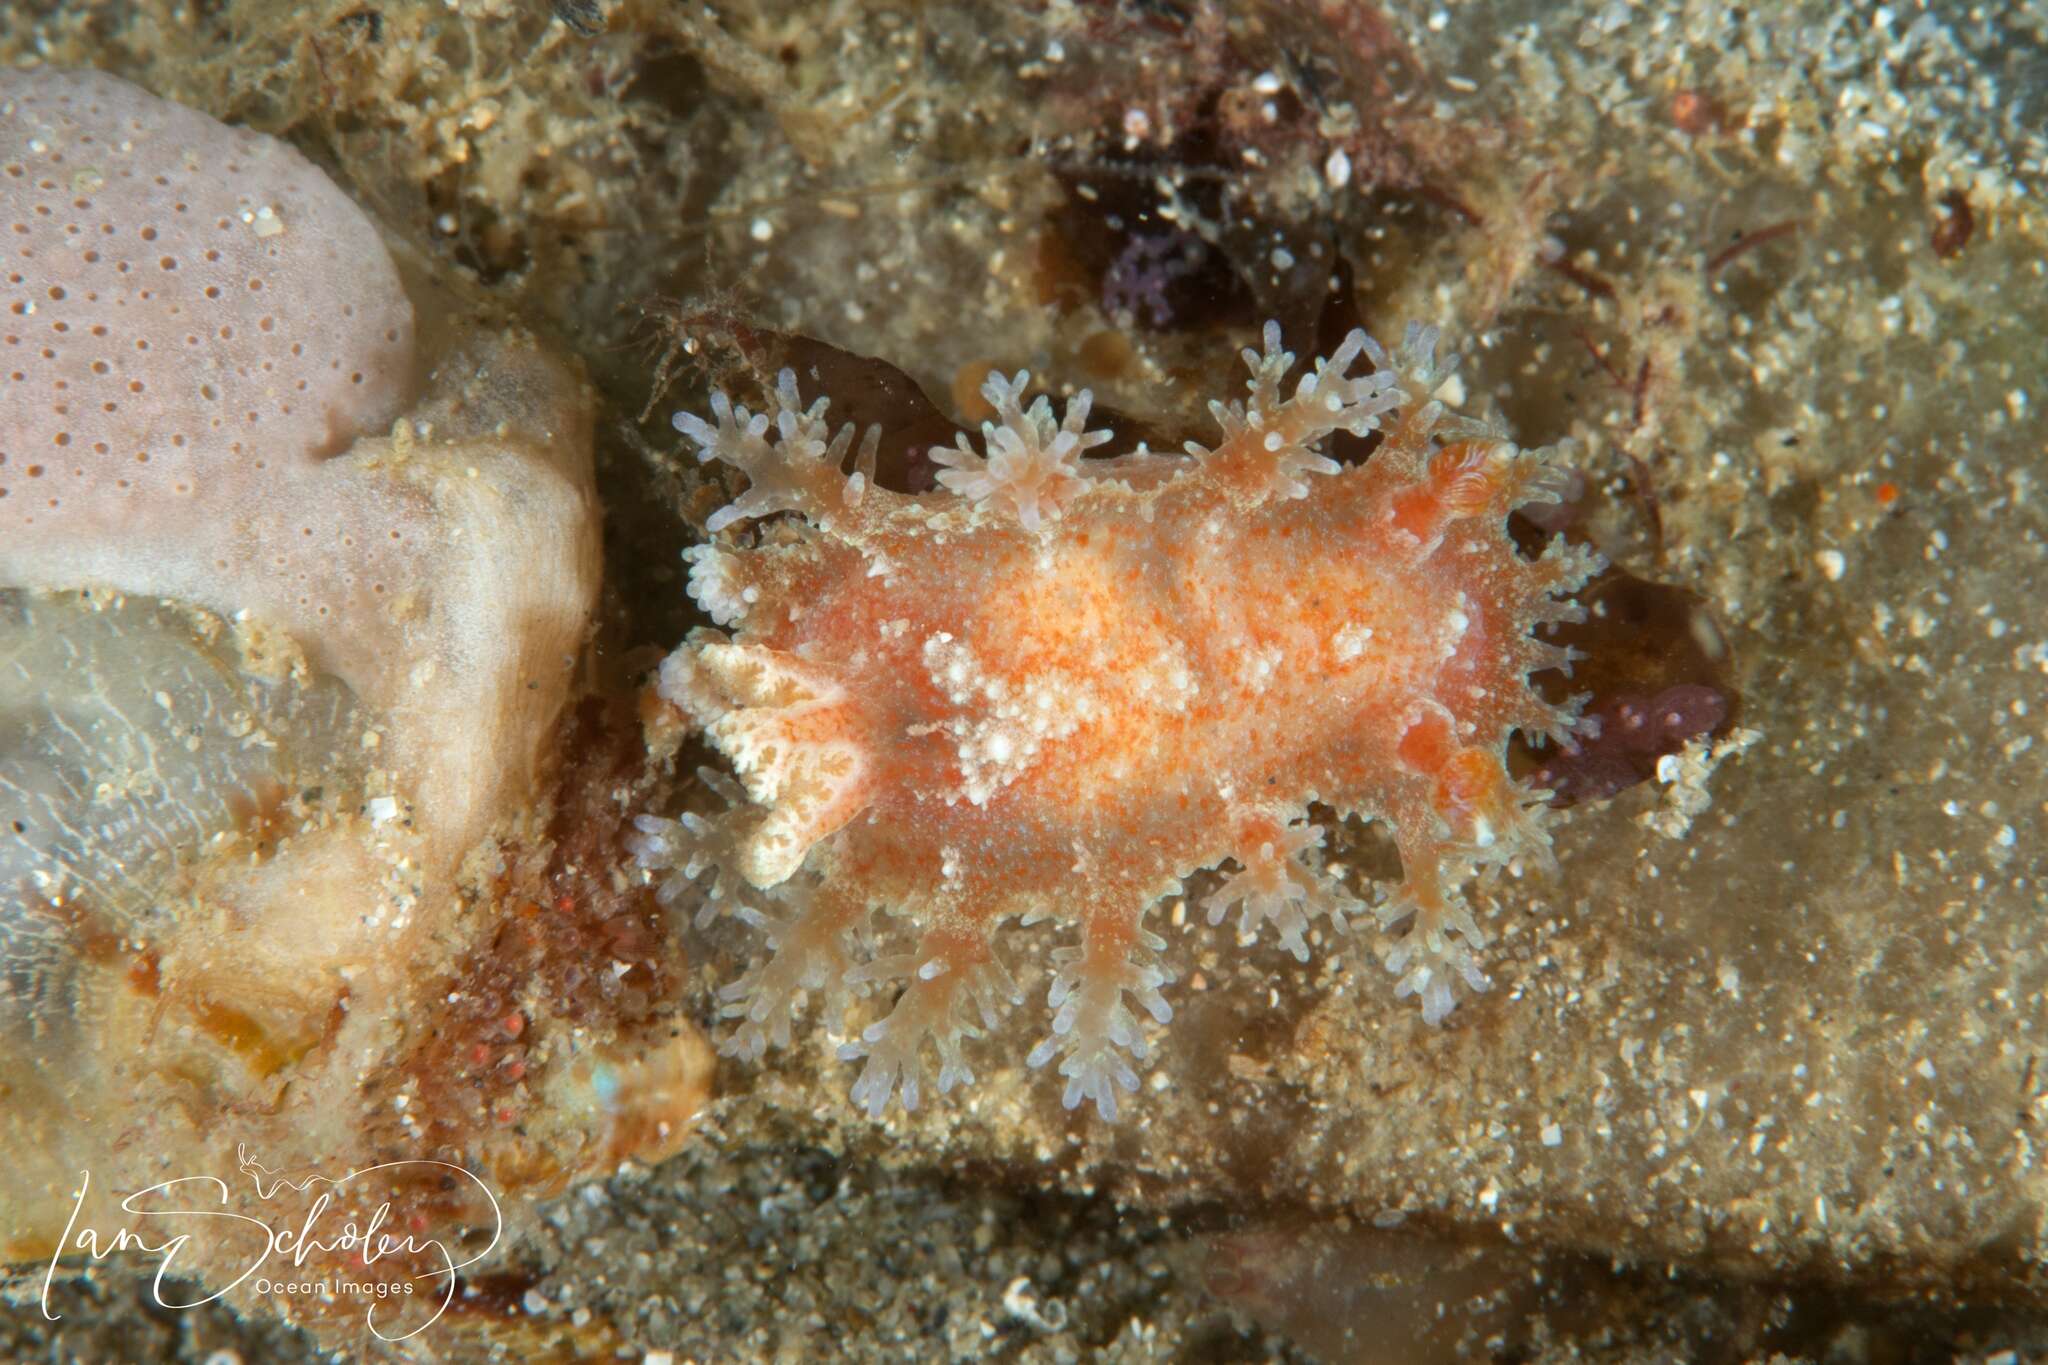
[636, 322, 1601, 1118]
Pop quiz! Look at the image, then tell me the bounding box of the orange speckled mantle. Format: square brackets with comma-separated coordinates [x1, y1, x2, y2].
[639, 323, 1601, 1119]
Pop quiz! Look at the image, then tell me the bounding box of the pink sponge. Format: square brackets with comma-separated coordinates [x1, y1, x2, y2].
[1, 66, 412, 544]
[0, 71, 615, 1281]
[0, 68, 599, 850]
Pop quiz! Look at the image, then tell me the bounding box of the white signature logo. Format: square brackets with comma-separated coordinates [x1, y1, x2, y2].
[42, 1143, 503, 1342]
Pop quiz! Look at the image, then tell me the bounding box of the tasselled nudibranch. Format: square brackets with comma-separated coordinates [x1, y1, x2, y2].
[633, 322, 1601, 1119]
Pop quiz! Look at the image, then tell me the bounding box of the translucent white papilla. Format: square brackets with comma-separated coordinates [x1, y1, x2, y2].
[929, 369, 1113, 531]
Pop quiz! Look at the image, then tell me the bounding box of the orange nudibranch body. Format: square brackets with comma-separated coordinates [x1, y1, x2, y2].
[638, 322, 1600, 1119]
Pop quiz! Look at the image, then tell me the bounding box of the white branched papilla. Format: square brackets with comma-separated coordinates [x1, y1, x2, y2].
[1025, 924, 1175, 1122]
[1357, 321, 1505, 458]
[1203, 818, 1361, 962]
[1192, 321, 1406, 500]
[673, 369, 881, 534]
[1377, 893, 1493, 1027]
[929, 370, 1114, 531]
[625, 766, 758, 929]
[716, 872, 863, 1062]
[680, 543, 751, 627]
[838, 948, 1024, 1117]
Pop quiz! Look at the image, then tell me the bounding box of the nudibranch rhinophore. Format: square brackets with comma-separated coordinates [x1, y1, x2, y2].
[635, 322, 1602, 1119]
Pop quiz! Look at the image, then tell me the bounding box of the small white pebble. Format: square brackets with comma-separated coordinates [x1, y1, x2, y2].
[1815, 548, 1846, 581]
